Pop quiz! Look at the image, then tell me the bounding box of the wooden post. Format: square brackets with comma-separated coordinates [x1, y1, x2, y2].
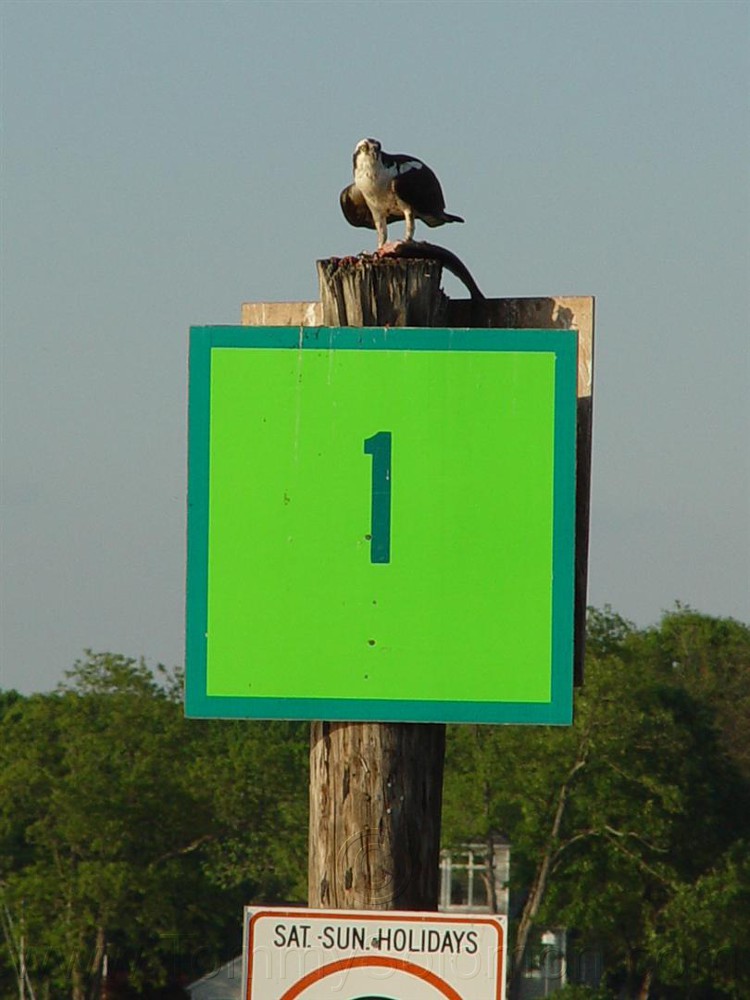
[308, 721, 446, 909]
[241, 271, 595, 911]
[307, 256, 449, 911]
[316, 256, 448, 327]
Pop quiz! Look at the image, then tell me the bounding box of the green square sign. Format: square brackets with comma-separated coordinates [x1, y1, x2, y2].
[186, 326, 577, 724]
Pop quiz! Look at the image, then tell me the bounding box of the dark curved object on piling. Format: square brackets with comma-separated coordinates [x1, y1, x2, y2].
[377, 239, 485, 302]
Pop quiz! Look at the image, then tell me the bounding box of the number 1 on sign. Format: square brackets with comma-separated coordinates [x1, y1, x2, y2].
[364, 431, 392, 564]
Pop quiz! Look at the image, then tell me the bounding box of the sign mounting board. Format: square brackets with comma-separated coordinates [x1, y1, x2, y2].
[186, 326, 577, 724]
[241, 907, 507, 1000]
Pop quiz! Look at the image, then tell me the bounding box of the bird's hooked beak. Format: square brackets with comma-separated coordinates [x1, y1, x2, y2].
[355, 138, 379, 157]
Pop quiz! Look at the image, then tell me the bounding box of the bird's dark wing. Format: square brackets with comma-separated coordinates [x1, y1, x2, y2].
[391, 159, 447, 218]
[389, 156, 463, 227]
[339, 184, 375, 229]
[339, 185, 403, 230]
[340, 185, 375, 229]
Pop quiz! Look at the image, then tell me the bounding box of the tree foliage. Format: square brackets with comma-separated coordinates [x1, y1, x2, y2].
[443, 606, 750, 999]
[1, 607, 748, 999]
[0, 653, 308, 999]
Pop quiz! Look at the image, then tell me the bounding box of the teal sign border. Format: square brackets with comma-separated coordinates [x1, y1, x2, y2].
[186, 326, 577, 725]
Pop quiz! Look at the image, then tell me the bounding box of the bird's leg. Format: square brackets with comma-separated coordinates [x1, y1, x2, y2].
[403, 207, 415, 242]
[375, 216, 388, 248]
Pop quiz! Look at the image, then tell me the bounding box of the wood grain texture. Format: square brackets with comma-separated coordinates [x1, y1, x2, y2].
[316, 257, 448, 327]
[308, 722, 446, 909]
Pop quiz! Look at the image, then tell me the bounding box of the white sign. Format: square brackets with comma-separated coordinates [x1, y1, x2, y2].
[241, 907, 506, 1000]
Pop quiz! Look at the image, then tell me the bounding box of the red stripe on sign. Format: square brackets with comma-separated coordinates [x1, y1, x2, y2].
[278, 954, 464, 1000]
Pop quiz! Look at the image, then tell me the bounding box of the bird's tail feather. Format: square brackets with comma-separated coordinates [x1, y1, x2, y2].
[424, 212, 464, 227]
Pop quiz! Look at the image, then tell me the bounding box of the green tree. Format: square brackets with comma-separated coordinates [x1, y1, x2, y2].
[190, 716, 309, 901]
[1, 655, 209, 996]
[0, 653, 309, 998]
[638, 606, 750, 780]
[443, 608, 750, 1000]
[651, 840, 750, 998]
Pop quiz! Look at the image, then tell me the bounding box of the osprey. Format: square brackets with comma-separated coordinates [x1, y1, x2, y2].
[340, 138, 464, 248]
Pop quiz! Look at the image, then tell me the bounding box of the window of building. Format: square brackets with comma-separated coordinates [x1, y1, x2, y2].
[439, 841, 510, 914]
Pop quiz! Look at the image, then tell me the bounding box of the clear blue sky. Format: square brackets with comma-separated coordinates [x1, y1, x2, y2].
[1, 0, 748, 693]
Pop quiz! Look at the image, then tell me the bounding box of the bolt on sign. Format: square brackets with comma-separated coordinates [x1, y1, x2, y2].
[241, 907, 507, 999]
[186, 326, 577, 724]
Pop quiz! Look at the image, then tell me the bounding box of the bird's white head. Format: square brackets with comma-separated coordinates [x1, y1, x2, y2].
[355, 138, 381, 155]
[353, 137, 381, 169]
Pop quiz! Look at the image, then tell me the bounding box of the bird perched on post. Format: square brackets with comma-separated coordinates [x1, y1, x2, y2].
[340, 138, 464, 248]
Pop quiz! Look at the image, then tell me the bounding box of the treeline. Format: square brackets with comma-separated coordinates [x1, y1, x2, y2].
[1, 607, 749, 999]
[0, 658, 309, 998]
[442, 607, 750, 999]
